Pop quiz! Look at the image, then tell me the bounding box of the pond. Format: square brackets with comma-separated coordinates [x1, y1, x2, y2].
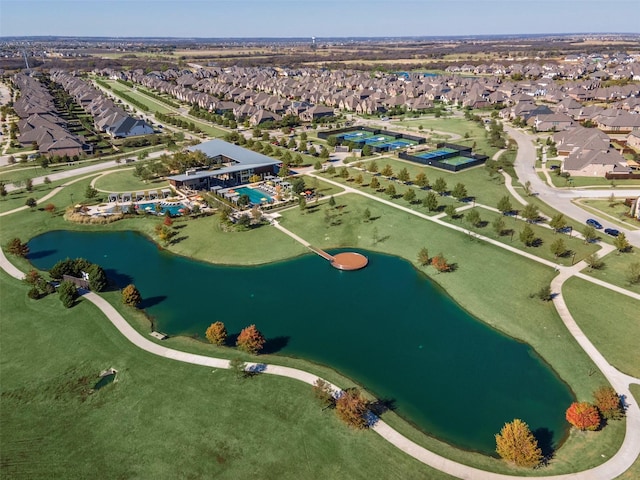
[27, 230, 573, 455]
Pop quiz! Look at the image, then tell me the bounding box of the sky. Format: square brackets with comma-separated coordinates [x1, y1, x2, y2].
[1, 0, 639, 38]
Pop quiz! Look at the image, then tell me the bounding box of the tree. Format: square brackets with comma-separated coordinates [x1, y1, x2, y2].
[361, 144, 372, 157]
[328, 196, 336, 208]
[325, 164, 336, 175]
[431, 253, 452, 272]
[122, 284, 142, 307]
[626, 262, 640, 285]
[495, 419, 543, 468]
[417, 247, 430, 266]
[381, 164, 394, 177]
[313, 160, 322, 170]
[354, 173, 363, 184]
[0, 182, 6, 198]
[85, 185, 98, 199]
[6, 237, 29, 257]
[385, 183, 396, 197]
[25, 178, 33, 192]
[536, 285, 553, 301]
[581, 225, 598, 244]
[236, 324, 266, 355]
[25, 197, 37, 209]
[369, 177, 380, 190]
[584, 253, 604, 271]
[367, 160, 378, 173]
[414, 172, 429, 188]
[444, 204, 457, 218]
[550, 213, 567, 233]
[492, 216, 506, 235]
[335, 388, 369, 429]
[550, 238, 567, 258]
[205, 321, 227, 346]
[312, 378, 335, 408]
[566, 402, 601, 431]
[422, 192, 438, 211]
[44, 203, 56, 214]
[432, 177, 447, 195]
[299, 195, 307, 211]
[521, 204, 539, 223]
[593, 386, 623, 420]
[163, 215, 173, 226]
[58, 280, 78, 308]
[497, 195, 513, 214]
[229, 357, 247, 379]
[24, 269, 42, 286]
[362, 207, 371, 222]
[397, 167, 410, 183]
[519, 225, 536, 247]
[339, 167, 349, 179]
[613, 232, 631, 253]
[87, 264, 107, 292]
[465, 209, 481, 227]
[403, 188, 416, 203]
[291, 177, 306, 194]
[451, 182, 468, 201]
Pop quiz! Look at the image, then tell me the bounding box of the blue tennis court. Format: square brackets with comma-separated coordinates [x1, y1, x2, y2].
[416, 148, 457, 160]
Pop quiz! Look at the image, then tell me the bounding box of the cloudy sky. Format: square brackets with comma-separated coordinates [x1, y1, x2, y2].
[1, 0, 638, 38]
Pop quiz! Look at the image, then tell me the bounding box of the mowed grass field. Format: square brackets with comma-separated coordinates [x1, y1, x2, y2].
[93, 168, 170, 193]
[562, 277, 640, 378]
[0, 272, 453, 480]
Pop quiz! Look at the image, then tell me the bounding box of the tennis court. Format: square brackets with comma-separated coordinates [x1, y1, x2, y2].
[379, 138, 418, 149]
[415, 148, 457, 160]
[338, 130, 374, 141]
[439, 156, 479, 167]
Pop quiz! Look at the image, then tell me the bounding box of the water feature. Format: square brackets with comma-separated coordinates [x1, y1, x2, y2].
[27, 230, 573, 455]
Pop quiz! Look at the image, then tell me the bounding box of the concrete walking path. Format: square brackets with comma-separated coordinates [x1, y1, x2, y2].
[1, 161, 639, 478]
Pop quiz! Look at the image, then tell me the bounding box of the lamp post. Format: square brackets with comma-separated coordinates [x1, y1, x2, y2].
[70, 192, 74, 207]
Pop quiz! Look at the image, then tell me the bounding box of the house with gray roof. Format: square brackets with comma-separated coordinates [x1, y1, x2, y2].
[167, 139, 281, 191]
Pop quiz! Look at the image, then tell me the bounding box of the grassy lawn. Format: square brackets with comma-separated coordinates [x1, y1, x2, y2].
[0, 177, 70, 214]
[392, 117, 499, 158]
[0, 272, 453, 480]
[93, 169, 169, 192]
[104, 80, 227, 138]
[562, 277, 640, 378]
[440, 207, 602, 266]
[324, 155, 520, 210]
[616, 384, 640, 480]
[106, 82, 175, 115]
[575, 199, 640, 231]
[549, 173, 640, 189]
[1, 181, 632, 476]
[581, 248, 640, 294]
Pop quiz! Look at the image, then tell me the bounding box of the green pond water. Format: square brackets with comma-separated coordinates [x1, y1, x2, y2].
[27, 230, 573, 455]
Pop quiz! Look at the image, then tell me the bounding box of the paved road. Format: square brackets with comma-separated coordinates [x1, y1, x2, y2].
[3, 149, 170, 193]
[505, 126, 640, 248]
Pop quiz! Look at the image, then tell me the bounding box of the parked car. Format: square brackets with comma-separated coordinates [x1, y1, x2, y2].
[604, 228, 620, 237]
[586, 219, 603, 229]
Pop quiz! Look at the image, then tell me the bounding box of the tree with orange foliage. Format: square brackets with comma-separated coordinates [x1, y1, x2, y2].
[495, 419, 542, 468]
[44, 203, 56, 214]
[431, 253, 452, 272]
[593, 386, 623, 420]
[163, 215, 173, 226]
[205, 321, 227, 346]
[236, 324, 266, 354]
[335, 388, 369, 429]
[566, 402, 601, 431]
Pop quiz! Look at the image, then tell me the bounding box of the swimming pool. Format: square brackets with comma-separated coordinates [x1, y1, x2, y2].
[137, 202, 185, 216]
[235, 187, 273, 205]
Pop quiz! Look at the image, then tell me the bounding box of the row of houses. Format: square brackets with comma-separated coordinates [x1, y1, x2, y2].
[12, 73, 91, 157]
[50, 70, 155, 138]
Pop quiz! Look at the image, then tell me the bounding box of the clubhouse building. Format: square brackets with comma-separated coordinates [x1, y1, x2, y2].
[167, 139, 282, 191]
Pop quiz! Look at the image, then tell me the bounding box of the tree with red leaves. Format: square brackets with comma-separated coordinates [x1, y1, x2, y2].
[236, 324, 266, 355]
[566, 402, 601, 431]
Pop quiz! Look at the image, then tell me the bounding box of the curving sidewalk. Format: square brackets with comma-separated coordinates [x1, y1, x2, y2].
[1, 165, 639, 478]
[1, 219, 639, 478]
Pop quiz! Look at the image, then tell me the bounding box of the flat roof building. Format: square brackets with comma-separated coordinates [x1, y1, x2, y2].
[167, 139, 281, 190]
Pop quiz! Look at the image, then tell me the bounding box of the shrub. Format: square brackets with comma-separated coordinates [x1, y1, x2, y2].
[58, 280, 78, 308]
